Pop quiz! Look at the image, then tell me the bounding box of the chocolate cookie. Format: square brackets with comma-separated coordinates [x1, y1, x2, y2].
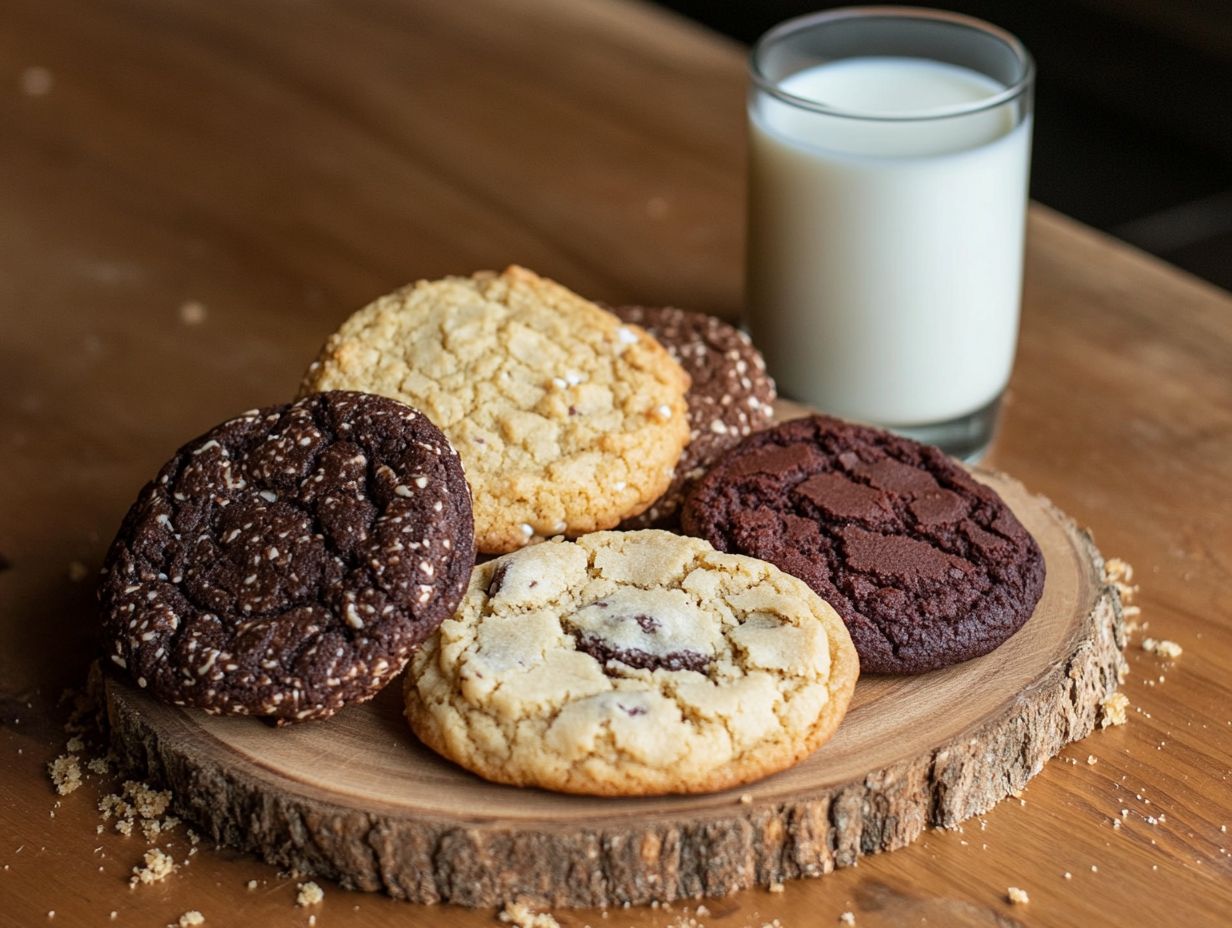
[99, 391, 475, 721]
[681, 415, 1045, 674]
[611, 306, 776, 528]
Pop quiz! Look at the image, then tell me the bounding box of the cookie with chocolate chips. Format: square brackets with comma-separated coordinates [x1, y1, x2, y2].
[681, 415, 1045, 674]
[99, 391, 475, 722]
[404, 530, 858, 795]
[610, 306, 776, 528]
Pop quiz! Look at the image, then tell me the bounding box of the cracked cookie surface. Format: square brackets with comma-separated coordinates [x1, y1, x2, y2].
[301, 267, 690, 553]
[403, 530, 858, 795]
[99, 391, 475, 721]
[611, 306, 776, 529]
[681, 415, 1045, 674]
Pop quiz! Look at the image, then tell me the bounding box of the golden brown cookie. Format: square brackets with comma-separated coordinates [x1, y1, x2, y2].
[300, 267, 690, 553]
[404, 530, 859, 795]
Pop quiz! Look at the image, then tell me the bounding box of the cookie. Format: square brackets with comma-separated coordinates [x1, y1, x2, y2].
[681, 415, 1045, 674]
[610, 305, 776, 528]
[98, 391, 475, 722]
[300, 267, 691, 554]
[404, 530, 859, 795]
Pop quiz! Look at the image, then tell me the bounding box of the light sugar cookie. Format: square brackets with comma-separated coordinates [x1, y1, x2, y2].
[404, 530, 859, 795]
[300, 267, 690, 553]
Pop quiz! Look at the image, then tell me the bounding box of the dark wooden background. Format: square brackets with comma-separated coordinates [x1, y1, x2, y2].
[660, 0, 1232, 290]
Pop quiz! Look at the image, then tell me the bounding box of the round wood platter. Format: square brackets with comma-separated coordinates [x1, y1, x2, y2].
[106, 419, 1127, 908]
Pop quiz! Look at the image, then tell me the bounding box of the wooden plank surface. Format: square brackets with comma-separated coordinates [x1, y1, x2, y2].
[0, 0, 1229, 925]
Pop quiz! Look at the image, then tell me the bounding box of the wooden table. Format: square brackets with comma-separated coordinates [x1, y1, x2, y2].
[1, 0, 1229, 925]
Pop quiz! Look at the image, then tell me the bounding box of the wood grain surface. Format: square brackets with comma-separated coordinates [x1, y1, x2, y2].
[103, 464, 1125, 908]
[0, 0, 1229, 925]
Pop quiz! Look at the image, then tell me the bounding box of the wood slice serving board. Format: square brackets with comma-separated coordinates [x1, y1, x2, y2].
[106, 417, 1126, 908]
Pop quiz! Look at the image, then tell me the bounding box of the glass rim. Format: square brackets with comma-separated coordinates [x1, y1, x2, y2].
[749, 6, 1035, 122]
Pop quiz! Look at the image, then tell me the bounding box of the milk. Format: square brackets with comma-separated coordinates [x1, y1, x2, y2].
[747, 57, 1032, 426]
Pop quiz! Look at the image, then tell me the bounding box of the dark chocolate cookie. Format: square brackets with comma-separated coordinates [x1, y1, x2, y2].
[681, 415, 1045, 674]
[611, 306, 776, 528]
[99, 391, 475, 721]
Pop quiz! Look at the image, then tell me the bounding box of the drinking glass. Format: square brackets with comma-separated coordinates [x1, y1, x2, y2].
[746, 7, 1035, 460]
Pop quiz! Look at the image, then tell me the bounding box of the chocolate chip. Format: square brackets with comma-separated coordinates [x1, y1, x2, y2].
[487, 563, 509, 597]
[632, 614, 659, 633]
[574, 634, 709, 673]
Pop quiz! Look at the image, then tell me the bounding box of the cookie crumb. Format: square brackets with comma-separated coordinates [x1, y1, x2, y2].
[48, 754, 83, 795]
[296, 881, 324, 907]
[130, 847, 175, 887]
[1103, 557, 1138, 603]
[1007, 887, 1029, 905]
[173, 912, 204, 928]
[1087, 755, 1098, 765]
[840, 913, 856, 925]
[768, 882, 785, 893]
[1063, 871, 1072, 880]
[246, 879, 258, 890]
[739, 793, 753, 805]
[1142, 638, 1182, 659]
[100, 780, 177, 838]
[1100, 691, 1130, 728]
[498, 901, 560, 928]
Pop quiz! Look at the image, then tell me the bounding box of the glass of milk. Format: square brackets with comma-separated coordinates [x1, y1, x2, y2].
[746, 7, 1035, 460]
